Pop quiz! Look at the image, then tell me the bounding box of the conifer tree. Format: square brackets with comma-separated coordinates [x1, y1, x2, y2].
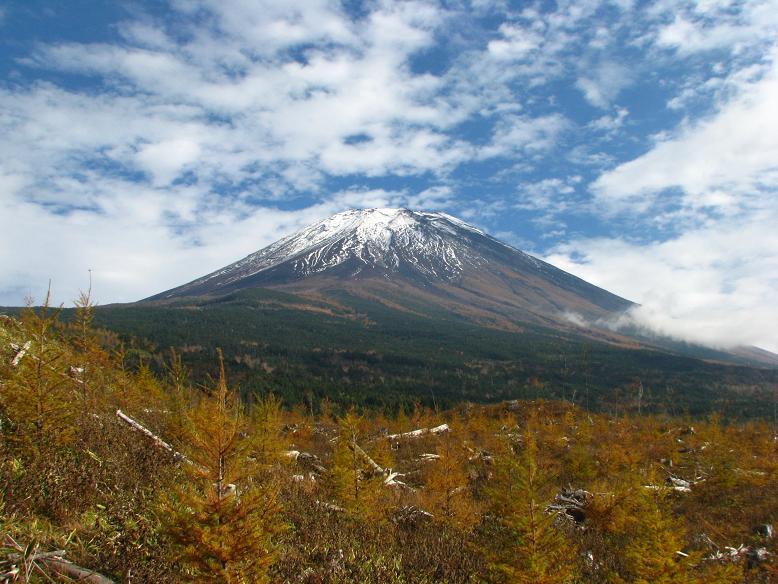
[589, 466, 741, 584]
[330, 408, 368, 510]
[617, 486, 694, 583]
[249, 392, 285, 465]
[2, 292, 77, 453]
[603, 477, 702, 584]
[163, 347, 192, 446]
[69, 284, 110, 414]
[328, 408, 391, 519]
[368, 426, 395, 472]
[318, 396, 335, 423]
[160, 352, 282, 583]
[421, 428, 477, 529]
[486, 422, 577, 583]
[364, 433, 403, 522]
[561, 411, 596, 485]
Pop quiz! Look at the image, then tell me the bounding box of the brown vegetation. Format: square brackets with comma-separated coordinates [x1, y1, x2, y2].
[0, 300, 775, 582]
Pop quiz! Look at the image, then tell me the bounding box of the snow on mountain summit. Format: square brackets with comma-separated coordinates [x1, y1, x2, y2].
[268, 208, 488, 258]
[162, 208, 516, 298]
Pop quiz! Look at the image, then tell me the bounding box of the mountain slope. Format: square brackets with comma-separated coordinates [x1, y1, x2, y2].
[148, 208, 633, 332]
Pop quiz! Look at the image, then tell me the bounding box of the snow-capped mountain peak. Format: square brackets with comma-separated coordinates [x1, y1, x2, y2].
[161, 209, 509, 298]
[269, 208, 487, 256]
[150, 208, 632, 326]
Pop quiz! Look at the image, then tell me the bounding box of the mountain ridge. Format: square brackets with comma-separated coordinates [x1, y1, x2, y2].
[147, 208, 634, 331]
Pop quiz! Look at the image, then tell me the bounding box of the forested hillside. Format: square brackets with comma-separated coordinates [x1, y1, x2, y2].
[0, 302, 776, 582]
[82, 289, 778, 418]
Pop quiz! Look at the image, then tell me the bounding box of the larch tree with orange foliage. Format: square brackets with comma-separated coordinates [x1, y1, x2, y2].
[486, 421, 578, 583]
[160, 352, 283, 583]
[420, 426, 478, 529]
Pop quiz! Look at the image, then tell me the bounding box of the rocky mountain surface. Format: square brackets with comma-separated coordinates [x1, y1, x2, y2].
[148, 208, 634, 334]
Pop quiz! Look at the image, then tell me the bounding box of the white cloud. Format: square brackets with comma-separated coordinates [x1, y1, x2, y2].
[406, 186, 455, 209]
[588, 107, 629, 133]
[480, 114, 569, 159]
[546, 207, 778, 352]
[515, 177, 578, 212]
[656, 2, 778, 56]
[487, 23, 544, 60]
[576, 61, 633, 108]
[2, 1, 520, 305]
[1, 0, 775, 362]
[593, 53, 778, 215]
[577, 41, 778, 352]
[135, 138, 202, 186]
[15, 1, 462, 186]
[0, 185, 418, 306]
[172, 0, 359, 56]
[561, 310, 588, 327]
[480, 1, 613, 88]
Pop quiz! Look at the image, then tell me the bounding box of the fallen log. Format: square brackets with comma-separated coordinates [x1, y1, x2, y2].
[391, 505, 434, 527]
[115, 410, 239, 500]
[383, 470, 414, 490]
[315, 500, 346, 513]
[283, 450, 327, 475]
[116, 409, 180, 457]
[386, 423, 449, 441]
[348, 440, 386, 476]
[2, 536, 114, 584]
[43, 557, 115, 584]
[8, 340, 85, 389]
[547, 489, 592, 524]
[115, 409, 201, 470]
[341, 439, 416, 491]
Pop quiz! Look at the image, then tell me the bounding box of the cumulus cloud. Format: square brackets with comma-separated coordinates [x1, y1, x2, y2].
[576, 62, 633, 109]
[18, 3, 462, 183]
[135, 139, 202, 187]
[588, 107, 629, 134]
[592, 53, 778, 216]
[487, 23, 544, 61]
[515, 177, 582, 214]
[480, 114, 569, 159]
[0, 1, 486, 304]
[481, 1, 620, 88]
[4, 0, 586, 308]
[546, 207, 778, 352]
[655, 1, 778, 56]
[0, 185, 429, 305]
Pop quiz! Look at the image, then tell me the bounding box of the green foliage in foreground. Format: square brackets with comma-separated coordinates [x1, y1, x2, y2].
[1, 305, 776, 582]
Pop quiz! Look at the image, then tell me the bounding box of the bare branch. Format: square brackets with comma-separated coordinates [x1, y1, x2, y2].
[10, 341, 31, 367]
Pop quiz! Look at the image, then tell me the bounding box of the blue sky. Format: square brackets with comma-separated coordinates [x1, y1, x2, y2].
[1, 0, 777, 351]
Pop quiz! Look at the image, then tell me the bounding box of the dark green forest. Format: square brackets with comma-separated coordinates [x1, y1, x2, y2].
[47, 288, 778, 419]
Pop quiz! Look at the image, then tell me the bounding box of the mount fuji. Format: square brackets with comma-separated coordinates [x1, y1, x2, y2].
[148, 208, 634, 335]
